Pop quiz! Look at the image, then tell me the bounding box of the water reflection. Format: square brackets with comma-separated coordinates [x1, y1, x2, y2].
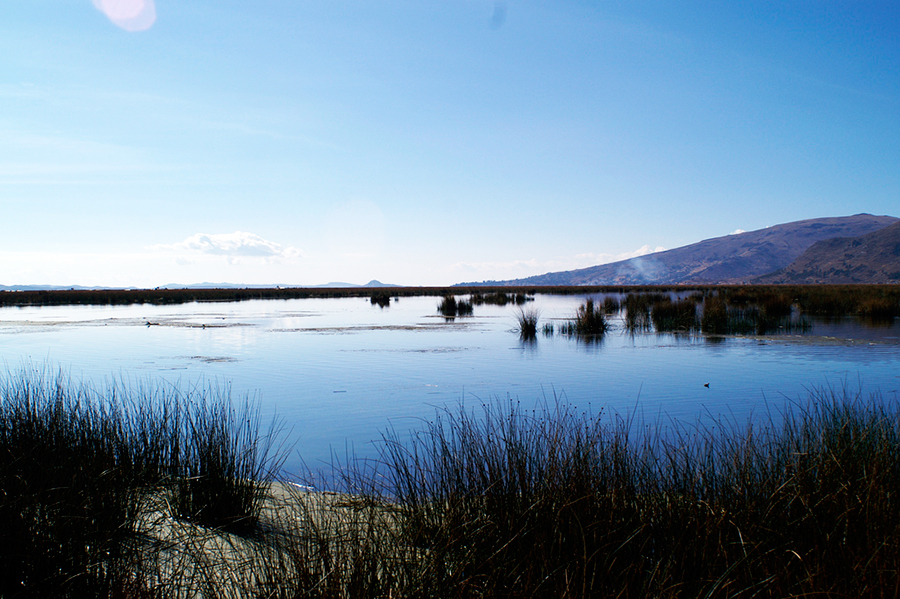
[0, 294, 897, 471]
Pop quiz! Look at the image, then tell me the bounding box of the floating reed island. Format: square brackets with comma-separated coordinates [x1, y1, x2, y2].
[2, 366, 900, 597]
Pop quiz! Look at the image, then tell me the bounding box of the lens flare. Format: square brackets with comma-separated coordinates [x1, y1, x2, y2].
[92, 0, 156, 32]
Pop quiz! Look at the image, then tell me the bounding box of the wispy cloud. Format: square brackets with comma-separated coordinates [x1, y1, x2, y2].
[151, 232, 302, 262]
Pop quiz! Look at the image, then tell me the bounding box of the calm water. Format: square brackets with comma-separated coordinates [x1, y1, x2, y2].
[1, 294, 898, 471]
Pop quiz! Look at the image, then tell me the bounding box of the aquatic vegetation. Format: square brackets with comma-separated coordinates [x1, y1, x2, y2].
[370, 291, 391, 308]
[437, 295, 473, 318]
[470, 291, 535, 306]
[2, 286, 898, 332]
[3, 367, 900, 597]
[602, 295, 621, 314]
[514, 307, 540, 340]
[649, 296, 700, 332]
[623, 291, 663, 332]
[369, 387, 900, 597]
[560, 299, 609, 336]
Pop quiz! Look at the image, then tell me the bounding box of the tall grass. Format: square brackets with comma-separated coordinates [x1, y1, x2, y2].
[369, 291, 391, 308]
[623, 292, 664, 332]
[560, 299, 609, 336]
[370, 388, 900, 597]
[0, 369, 142, 597]
[438, 295, 473, 318]
[5, 366, 900, 597]
[649, 296, 700, 332]
[168, 388, 284, 532]
[470, 291, 533, 306]
[0, 367, 282, 597]
[514, 307, 540, 340]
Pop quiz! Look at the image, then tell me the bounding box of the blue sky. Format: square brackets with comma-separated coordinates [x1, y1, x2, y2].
[2, 1, 898, 287]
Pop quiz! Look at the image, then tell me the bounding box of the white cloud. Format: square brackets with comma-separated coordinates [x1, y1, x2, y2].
[152, 232, 302, 262]
[730, 229, 746, 235]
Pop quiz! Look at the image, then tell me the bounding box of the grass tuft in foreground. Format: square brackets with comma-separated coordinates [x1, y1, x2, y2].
[0, 366, 282, 598]
[4, 366, 900, 597]
[370, 387, 900, 597]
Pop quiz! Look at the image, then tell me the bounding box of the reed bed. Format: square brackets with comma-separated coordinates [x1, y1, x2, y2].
[369, 388, 900, 597]
[0, 367, 282, 598]
[2, 285, 898, 320]
[470, 292, 533, 306]
[369, 291, 391, 308]
[3, 367, 900, 597]
[623, 292, 665, 332]
[438, 295, 474, 318]
[649, 296, 701, 332]
[560, 299, 609, 337]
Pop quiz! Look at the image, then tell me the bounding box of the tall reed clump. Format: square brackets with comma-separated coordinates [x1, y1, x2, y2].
[623, 292, 665, 332]
[371, 388, 900, 597]
[168, 387, 283, 532]
[0, 368, 142, 598]
[0, 366, 283, 598]
[370, 291, 391, 308]
[438, 295, 473, 318]
[560, 298, 608, 336]
[470, 291, 533, 306]
[650, 296, 700, 332]
[514, 307, 540, 340]
[602, 295, 621, 314]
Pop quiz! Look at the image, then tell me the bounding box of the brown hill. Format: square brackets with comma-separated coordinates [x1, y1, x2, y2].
[755, 220, 900, 284]
[480, 214, 899, 286]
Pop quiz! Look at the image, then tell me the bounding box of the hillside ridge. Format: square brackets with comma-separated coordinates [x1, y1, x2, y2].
[469, 214, 899, 286]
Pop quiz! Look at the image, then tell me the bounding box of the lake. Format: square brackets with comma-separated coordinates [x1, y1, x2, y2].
[1, 293, 898, 472]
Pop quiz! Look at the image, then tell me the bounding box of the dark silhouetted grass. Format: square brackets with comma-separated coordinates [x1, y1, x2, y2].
[470, 291, 534, 306]
[438, 295, 473, 318]
[560, 299, 609, 337]
[370, 291, 391, 308]
[650, 296, 700, 332]
[167, 388, 283, 532]
[602, 295, 621, 314]
[368, 387, 900, 597]
[514, 307, 540, 340]
[623, 292, 666, 332]
[0, 367, 282, 597]
[5, 365, 900, 597]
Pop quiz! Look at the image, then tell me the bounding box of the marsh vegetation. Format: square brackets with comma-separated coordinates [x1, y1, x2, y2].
[437, 294, 474, 318]
[514, 306, 540, 340]
[4, 366, 898, 597]
[559, 299, 610, 337]
[6, 284, 895, 321]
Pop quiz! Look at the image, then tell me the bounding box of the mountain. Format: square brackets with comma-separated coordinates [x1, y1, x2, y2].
[755, 220, 900, 284]
[472, 214, 899, 286]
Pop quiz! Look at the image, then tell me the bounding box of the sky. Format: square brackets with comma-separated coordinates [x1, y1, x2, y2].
[2, 1, 898, 287]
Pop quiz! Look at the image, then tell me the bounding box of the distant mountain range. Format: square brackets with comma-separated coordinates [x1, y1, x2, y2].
[467, 214, 900, 286]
